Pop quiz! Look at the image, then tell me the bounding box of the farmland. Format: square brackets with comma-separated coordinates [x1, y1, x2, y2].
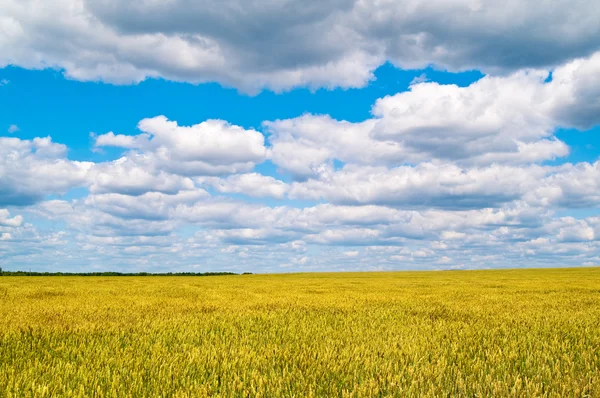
[1, 268, 599, 397]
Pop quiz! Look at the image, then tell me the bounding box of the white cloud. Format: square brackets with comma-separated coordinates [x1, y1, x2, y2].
[266, 63, 599, 178]
[0, 136, 93, 206]
[198, 173, 288, 199]
[285, 160, 600, 212]
[374, 53, 600, 155]
[93, 131, 150, 149]
[17, 191, 600, 270]
[556, 218, 595, 242]
[545, 52, 600, 130]
[370, 71, 556, 160]
[88, 156, 195, 196]
[0, 105, 597, 271]
[8, 124, 19, 133]
[264, 53, 600, 181]
[84, 190, 208, 221]
[437, 256, 452, 264]
[1, 39, 600, 271]
[2, 0, 600, 92]
[138, 116, 266, 166]
[95, 116, 267, 176]
[39, 201, 179, 237]
[528, 161, 600, 208]
[265, 115, 402, 179]
[0, 209, 23, 227]
[289, 163, 547, 209]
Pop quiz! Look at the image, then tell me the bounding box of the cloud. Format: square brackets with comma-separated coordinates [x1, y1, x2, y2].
[556, 218, 595, 242]
[2, 0, 600, 92]
[287, 160, 600, 211]
[95, 116, 267, 176]
[2, 47, 600, 271]
[410, 73, 427, 85]
[18, 193, 600, 270]
[289, 163, 547, 209]
[6, 106, 600, 271]
[529, 161, 600, 209]
[369, 71, 557, 162]
[198, 173, 289, 199]
[265, 115, 402, 179]
[84, 190, 208, 221]
[0, 209, 23, 227]
[266, 53, 600, 180]
[544, 52, 600, 130]
[35, 199, 179, 237]
[163, 200, 552, 247]
[93, 131, 150, 149]
[7, 125, 18, 133]
[88, 156, 195, 196]
[0, 137, 93, 206]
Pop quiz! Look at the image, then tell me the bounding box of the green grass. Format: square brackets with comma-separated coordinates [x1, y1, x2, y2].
[1, 268, 599, 397]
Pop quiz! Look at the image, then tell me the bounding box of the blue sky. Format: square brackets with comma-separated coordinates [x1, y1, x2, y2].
[1, 0, 600, 272]
[0, 64, 484, 157]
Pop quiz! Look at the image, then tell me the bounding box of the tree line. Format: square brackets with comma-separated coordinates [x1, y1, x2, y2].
[0, 268, 251, 276]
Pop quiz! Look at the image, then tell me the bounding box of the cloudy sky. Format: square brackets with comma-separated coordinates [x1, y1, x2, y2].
[1, 0, 600, 273]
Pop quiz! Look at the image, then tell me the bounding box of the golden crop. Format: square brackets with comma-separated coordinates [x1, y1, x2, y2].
[1, 268, 599, 397]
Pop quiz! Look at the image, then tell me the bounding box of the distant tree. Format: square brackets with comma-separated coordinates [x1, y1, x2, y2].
[0, 270, 242, 277]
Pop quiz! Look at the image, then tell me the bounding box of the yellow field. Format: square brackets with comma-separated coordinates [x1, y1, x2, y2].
[1, 268, 599, 397]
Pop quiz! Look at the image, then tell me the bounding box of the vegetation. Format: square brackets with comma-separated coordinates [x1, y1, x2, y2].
[1, 268, 599, 397]
[0, 270, 239, 277]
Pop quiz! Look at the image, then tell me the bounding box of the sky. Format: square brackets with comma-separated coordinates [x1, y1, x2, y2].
[1, 0, 600, 273]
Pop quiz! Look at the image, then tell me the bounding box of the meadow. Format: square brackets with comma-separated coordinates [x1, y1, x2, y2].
[1, 268, 599, 397]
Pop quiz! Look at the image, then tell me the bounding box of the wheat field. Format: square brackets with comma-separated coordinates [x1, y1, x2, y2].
[1, 268, 599, 397]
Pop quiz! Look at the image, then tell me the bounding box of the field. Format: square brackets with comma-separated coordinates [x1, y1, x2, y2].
[1, 268, 599, 397]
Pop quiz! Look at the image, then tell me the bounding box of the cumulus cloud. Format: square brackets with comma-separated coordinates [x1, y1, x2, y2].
[375, 52, 600, 149]
[0, 136, 93, 206]
[544, 52, 600, 130]
[95, 116, 267, 176]
[289, 163, 547, 209]
[93, 131, 150, 149]
[370, 71, 557, 162]
[556, 218, 595, 242]
[162, 200, 551, 247]
[88, 156, 195, 196]
[0, 209, 23, 227]
[198, 173, 289, 199]
[265, 115, 402, 179]
[265, 53, 600, 182]
[20, 193, 600, 270]
[1, 0, 600, 91]
[6, 103, 600, 271]
[528, 161, 600, 209]
[34, 199, 179, 237]
[287, 160, 600, 211]
[84, 190, 208, 221]
[2, 29, 600, 271]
